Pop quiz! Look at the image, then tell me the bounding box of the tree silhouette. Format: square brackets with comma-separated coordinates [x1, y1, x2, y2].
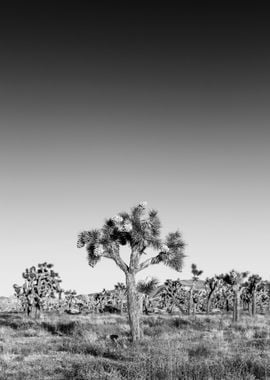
[13, 262, 62, 318]
[220, 270, 249, 322]
[77, 201, 185, 341]
[205, 276, 221, 314]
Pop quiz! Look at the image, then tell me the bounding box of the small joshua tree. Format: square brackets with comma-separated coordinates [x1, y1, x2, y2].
[64, 290, 78, 313]
[245, 274, 262, 317]
[114, 282, 127, 314]
[13, 262, 62, 318]
[94, 289, 111, 313]
[188, 264, 203, 316]
[220, 270, 249, 322]
[77, 202, 185, 341]
[137, 277, 159, 314]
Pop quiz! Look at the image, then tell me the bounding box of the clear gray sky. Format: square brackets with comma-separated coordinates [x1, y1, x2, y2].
[1, 5, 269, 295]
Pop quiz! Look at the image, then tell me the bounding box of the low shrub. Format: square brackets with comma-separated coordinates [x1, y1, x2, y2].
[41, 320, 77, 335]
[188, 343, 212, 359]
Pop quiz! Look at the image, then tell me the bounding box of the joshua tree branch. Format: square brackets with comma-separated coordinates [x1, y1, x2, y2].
[102, 249, 129, 274]
[113, 254, 129, 274]
[136, 253, 162, 273]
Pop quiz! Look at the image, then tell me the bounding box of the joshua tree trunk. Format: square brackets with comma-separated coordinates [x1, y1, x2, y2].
[188, 286, 193, 316]
[119, 298, 124, 314]
[240, 298, 243, 311]
[34, 303, 41, 319]
[225, 298, 230, 313]
[144, 296, 148, 315]
[25, 304, 31, 317]
[206, 292, 214, 315]
[142, 295, 150, 315]
[251, 290, 256, 317]
[139, 294, 144, 314]
[193, 300, 197, 316]
[243, 300, 249, 312]
[126, 273, 141, 342]
[233, 289, 240, 322]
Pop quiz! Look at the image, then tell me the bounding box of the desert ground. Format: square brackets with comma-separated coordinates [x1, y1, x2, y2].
[0, 311, 270, 379]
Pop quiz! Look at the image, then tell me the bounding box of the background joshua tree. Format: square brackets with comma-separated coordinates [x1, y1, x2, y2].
[114, 282, 127, 314]
[13, 262, 62, 318]
[205, 276, 221, 315]
[137, 277, 159, 314]
[188, 264, 203, 316]
[245, 274, 263, 317]
[94, 289, 111, 313]
[220, 270, 249, 322]
[77, 201, 185, 341]
[263, 281, 270, 313]
[64, 290, 78, 313]
[161, 279, 187, 314]
[216, 279, 234, 313]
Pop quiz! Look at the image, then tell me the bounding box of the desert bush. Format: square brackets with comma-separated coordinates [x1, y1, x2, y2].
[143, 324, 166, 337]
[142, 316, 166, 327]
[0, 315, 36, 330]
[171, 317, 192, 328]
[41, 320, 77, 335]
[188, 343, 212, 359]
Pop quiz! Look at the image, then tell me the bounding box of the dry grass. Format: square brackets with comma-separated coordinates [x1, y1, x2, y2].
[0, 312, 270, 379]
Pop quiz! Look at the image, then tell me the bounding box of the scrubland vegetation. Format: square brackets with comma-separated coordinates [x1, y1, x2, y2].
[1, 311, 270, 379]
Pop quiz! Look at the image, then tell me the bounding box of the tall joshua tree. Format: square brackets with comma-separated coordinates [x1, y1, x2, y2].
[13, 262, 62, 318]
[77, 201, 185, 341]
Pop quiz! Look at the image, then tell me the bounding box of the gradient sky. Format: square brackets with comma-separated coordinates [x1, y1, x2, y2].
[1, 5, 269, 296]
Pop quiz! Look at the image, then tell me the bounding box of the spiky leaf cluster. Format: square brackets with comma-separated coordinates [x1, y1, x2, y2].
[137, 277, 159, 296]
[191, 264, 203, 281]
[152, 231, 185, 271]
[114, 282, 126, 291]
[220, 270, 249, 286]
[205, 276, 220, 291]
[77, 230, 103, 267]
[245, 274, 263, 293]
